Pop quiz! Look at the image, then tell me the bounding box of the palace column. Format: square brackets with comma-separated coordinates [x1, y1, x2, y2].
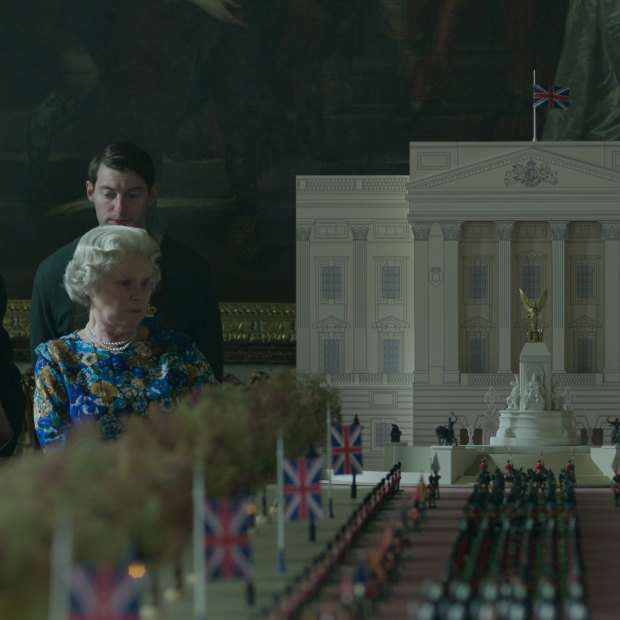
[411, 223, 431, 384]
[351, 223, 369, 371]
[496, 222, 513, 374]
[550, 220, 568, 374]
[602, 222, 620, 383]
[441, 223, 461, 384]
[296, 224, 313, 371]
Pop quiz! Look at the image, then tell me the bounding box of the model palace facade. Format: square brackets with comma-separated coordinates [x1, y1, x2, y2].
[296, 142, 620, 469]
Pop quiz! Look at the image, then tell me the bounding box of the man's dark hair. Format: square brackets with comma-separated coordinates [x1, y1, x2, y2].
[88, 142, 156, 190]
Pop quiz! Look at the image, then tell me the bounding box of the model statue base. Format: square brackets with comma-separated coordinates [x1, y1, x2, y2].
[490, 409, 580, 446]
[491, 341, 579, 447]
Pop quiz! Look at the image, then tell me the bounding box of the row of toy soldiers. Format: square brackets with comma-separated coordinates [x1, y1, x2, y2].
[312, 469, 442, 618]
[404, 473, 439, 534]
[417, 465, 587, 619]
[336, 471, 442, 617]
[499, 455, 576, 491]
[503, 461, 578, 520]
[270, 463, 403, 619]
[337, 522, 409, 616]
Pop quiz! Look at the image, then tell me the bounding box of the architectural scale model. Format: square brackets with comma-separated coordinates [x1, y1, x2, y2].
[297, 141, 620, 470]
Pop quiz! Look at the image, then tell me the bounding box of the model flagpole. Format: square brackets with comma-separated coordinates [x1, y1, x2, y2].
[276, 432, 286, 573]
[48, 513, 73, 620]
[532, 69, 537, 142]
[326, 403, 334, 518]
[192, 465, 207, 620]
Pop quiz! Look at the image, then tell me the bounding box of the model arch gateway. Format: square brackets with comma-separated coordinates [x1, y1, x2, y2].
[297, 142, 620, 468]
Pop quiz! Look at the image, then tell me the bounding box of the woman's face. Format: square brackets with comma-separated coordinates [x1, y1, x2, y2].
[90, 255, 153, 332]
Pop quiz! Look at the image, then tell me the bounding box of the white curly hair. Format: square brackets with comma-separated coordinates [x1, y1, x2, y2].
[64, 225, 161, 307]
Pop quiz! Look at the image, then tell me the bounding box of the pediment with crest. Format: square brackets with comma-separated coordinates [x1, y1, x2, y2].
[406, 146, 620, 192]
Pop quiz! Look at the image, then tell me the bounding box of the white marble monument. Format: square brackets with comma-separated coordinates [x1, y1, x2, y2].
[491, 340, 580, 446]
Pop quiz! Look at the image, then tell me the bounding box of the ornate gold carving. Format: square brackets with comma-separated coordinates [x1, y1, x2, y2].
[220, 302, 296, 364]
[3, 299, 30, 362]
[3, 299, 30, 338]
[4, 300, 297, 365]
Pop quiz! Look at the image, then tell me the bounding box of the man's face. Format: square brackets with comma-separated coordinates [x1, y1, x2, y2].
[86, 164, 158, 228]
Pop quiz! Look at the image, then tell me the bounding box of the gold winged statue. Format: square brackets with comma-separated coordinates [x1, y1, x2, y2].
[519, 288, 547, 342]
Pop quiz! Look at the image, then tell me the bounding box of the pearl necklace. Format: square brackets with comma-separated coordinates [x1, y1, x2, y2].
[86, 324, 138, 352]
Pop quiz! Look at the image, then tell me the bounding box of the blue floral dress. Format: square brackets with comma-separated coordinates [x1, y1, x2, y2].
[33, 328, 216, 449]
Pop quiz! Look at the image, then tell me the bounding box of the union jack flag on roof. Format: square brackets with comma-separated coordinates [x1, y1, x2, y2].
[204, 497, 253, 581]
[331, 423, 363, 475]
[283, 457, 324, 521]
[533, 84, 570, 110]
[69, 565, 142, 619]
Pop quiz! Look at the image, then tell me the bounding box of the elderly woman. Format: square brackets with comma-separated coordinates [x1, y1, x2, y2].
[33, 226, 216, 449]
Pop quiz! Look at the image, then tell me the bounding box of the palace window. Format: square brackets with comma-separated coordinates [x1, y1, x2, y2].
[381, 265, 401, 299]
[321, 266, 341, 300]
[382, 339, 400, 373]
[575, 265, 595, 300]
[375, 422, 392, 448]
[468, 265, 487, 299]
[323, 338, 340, 374]
[469, 337, 488, 373]
[521, 265, 541, 299]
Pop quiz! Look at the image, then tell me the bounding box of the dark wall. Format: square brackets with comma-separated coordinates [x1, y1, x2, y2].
[0, 0, 568, 301]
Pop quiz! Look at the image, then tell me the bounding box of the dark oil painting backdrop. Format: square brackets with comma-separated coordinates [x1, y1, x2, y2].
[0, 0, 572, 303]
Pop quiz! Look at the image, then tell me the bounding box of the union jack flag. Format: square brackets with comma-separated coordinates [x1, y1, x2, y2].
[69, 565, 142, 619]
[533, 84, 570, 110]
[283, 457, 324, 521]
[331, 424, 363, 475]
[204, 497, 252, 580]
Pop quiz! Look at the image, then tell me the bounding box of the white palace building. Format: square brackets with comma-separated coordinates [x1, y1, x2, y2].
[296, 142, 620, 470]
